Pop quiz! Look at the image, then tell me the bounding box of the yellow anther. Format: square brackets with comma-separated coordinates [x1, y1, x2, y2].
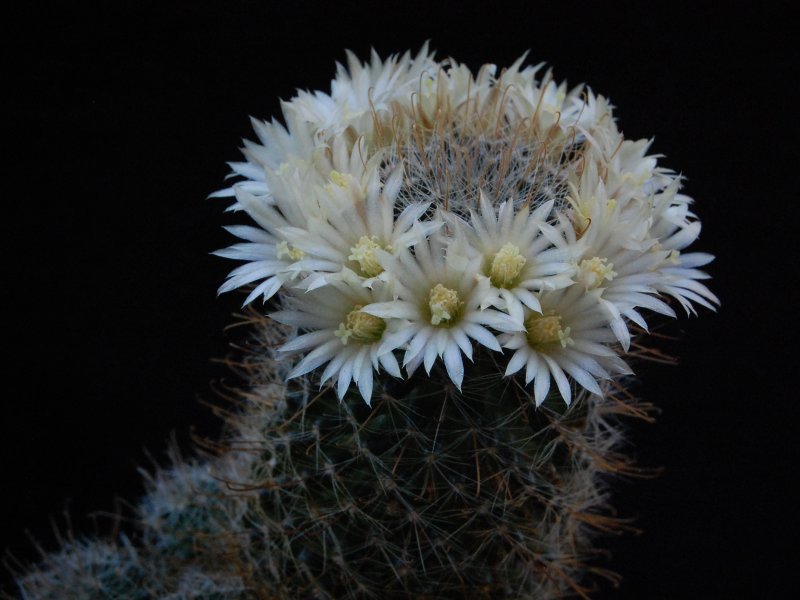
[349, 236, 388, 278]
[525, 313, 573, 349]
[329, 170, 351, 188]
[276, 241, 305, 261]
[334, 305, 386, 346]
[428, 284, 463, 326]
[578, 256, 617, 289]
[489, 243, 527, 289]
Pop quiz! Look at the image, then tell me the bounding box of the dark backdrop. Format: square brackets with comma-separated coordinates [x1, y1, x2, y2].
[4, 1, 796, 597]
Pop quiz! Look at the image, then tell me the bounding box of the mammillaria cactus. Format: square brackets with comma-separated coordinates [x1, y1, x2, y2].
[9, 46, 715, 599]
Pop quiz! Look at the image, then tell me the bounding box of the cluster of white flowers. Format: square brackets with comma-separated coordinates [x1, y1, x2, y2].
[214, 46, 717, 406]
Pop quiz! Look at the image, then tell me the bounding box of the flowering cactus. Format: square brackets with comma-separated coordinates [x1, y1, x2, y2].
[11, 46, 715, 599]
[213, 46, 715, 407]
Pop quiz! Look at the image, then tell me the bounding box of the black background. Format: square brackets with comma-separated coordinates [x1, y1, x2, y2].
[3, 1, 797, 597]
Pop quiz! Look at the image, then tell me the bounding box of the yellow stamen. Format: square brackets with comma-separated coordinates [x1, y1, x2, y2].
[578, 256, 617, 289]
[525, 313, 573, 349]
[489, 243, 527, 289]
[334, 305, 386, 346]
[348, 236, 389, 278]
[276, 241, 305, 261]
[429, 284, 463, 326]
[329, 170, 351, 188]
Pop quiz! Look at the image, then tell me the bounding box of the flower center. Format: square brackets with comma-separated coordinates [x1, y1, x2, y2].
[349, 235, 388, 278]
[331, 170, 349, 187]
[489, 243, 527, 288]
[325, 170, 361, 194]
[524, 313, 573, 350]
[276, 241, 305, 261]
[578, 256, 617, 289]
[428, 284, 464, 326]
[335, 305, 386, 345]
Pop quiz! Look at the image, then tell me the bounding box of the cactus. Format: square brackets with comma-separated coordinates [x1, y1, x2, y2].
[13, 536, 149, 600]
[6, 48, 716, 599]
[10, 457, 250, 600]
[209, 315, 651, 599]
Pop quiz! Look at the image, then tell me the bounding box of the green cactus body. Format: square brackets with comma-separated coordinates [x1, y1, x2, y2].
[213, 321, 641, 599]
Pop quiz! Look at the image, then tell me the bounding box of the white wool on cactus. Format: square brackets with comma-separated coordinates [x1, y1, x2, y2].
[215, 45, 717, 405]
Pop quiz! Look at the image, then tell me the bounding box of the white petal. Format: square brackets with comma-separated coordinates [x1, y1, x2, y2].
[525, 352, 542, 385]
[361, 301, 420, 320]
[337, 359, 354, 399]
[451, 328, 473, 361]
[279, 330, 333, 353]
[244, 277, 284, 305]
[505, 349, 528, 376]
[321, 352, 348, 384]
[379, 327, 418, 356]
[289, 339, 341, 378]
[559, 357, 602, 396]
[501, 290, 525, 326]
[271, 310, 332, 330]
[463, 323, 502, 352]
[543, 356, 572, 405]
[357, 361, 374, 404]
[532, 361, 551, 405]
[378, 352, 402, 378]
[443, 343, 464, 389]
[423, 338, 439, 374]
[515, 288, 542, 313]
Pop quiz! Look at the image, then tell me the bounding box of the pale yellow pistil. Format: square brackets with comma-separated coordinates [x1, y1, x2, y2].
[525, 313, 573, 350]
[489, 243, 527, 288]
[429, 284, 464, 326]
[335, 305, 386, 346]
[276, 241, 305, 261]
[578, 256, 617, 289]
[349, 236, 389, 278]
[329, 170, 350, 188]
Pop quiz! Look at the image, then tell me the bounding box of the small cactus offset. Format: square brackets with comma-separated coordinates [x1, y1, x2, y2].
[8, 47, 716, 599]
[11, 457, 250, 600]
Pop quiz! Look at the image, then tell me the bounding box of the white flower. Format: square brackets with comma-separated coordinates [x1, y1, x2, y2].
[213, 183, 313, 305]
[279, 165, 439, 289]
[208, 108, 325, 201]
[564, 168, 677, 350]
[291, 45, 438, 143]
[363, 232, 522, 390]
[270, 273, 402, 404]
[215, 156, 339, 304]
[453, 191, 574, 324]
[502, 285, 632, 406]
[647, 182, 719, 314]
[213, 48, 717, 407]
